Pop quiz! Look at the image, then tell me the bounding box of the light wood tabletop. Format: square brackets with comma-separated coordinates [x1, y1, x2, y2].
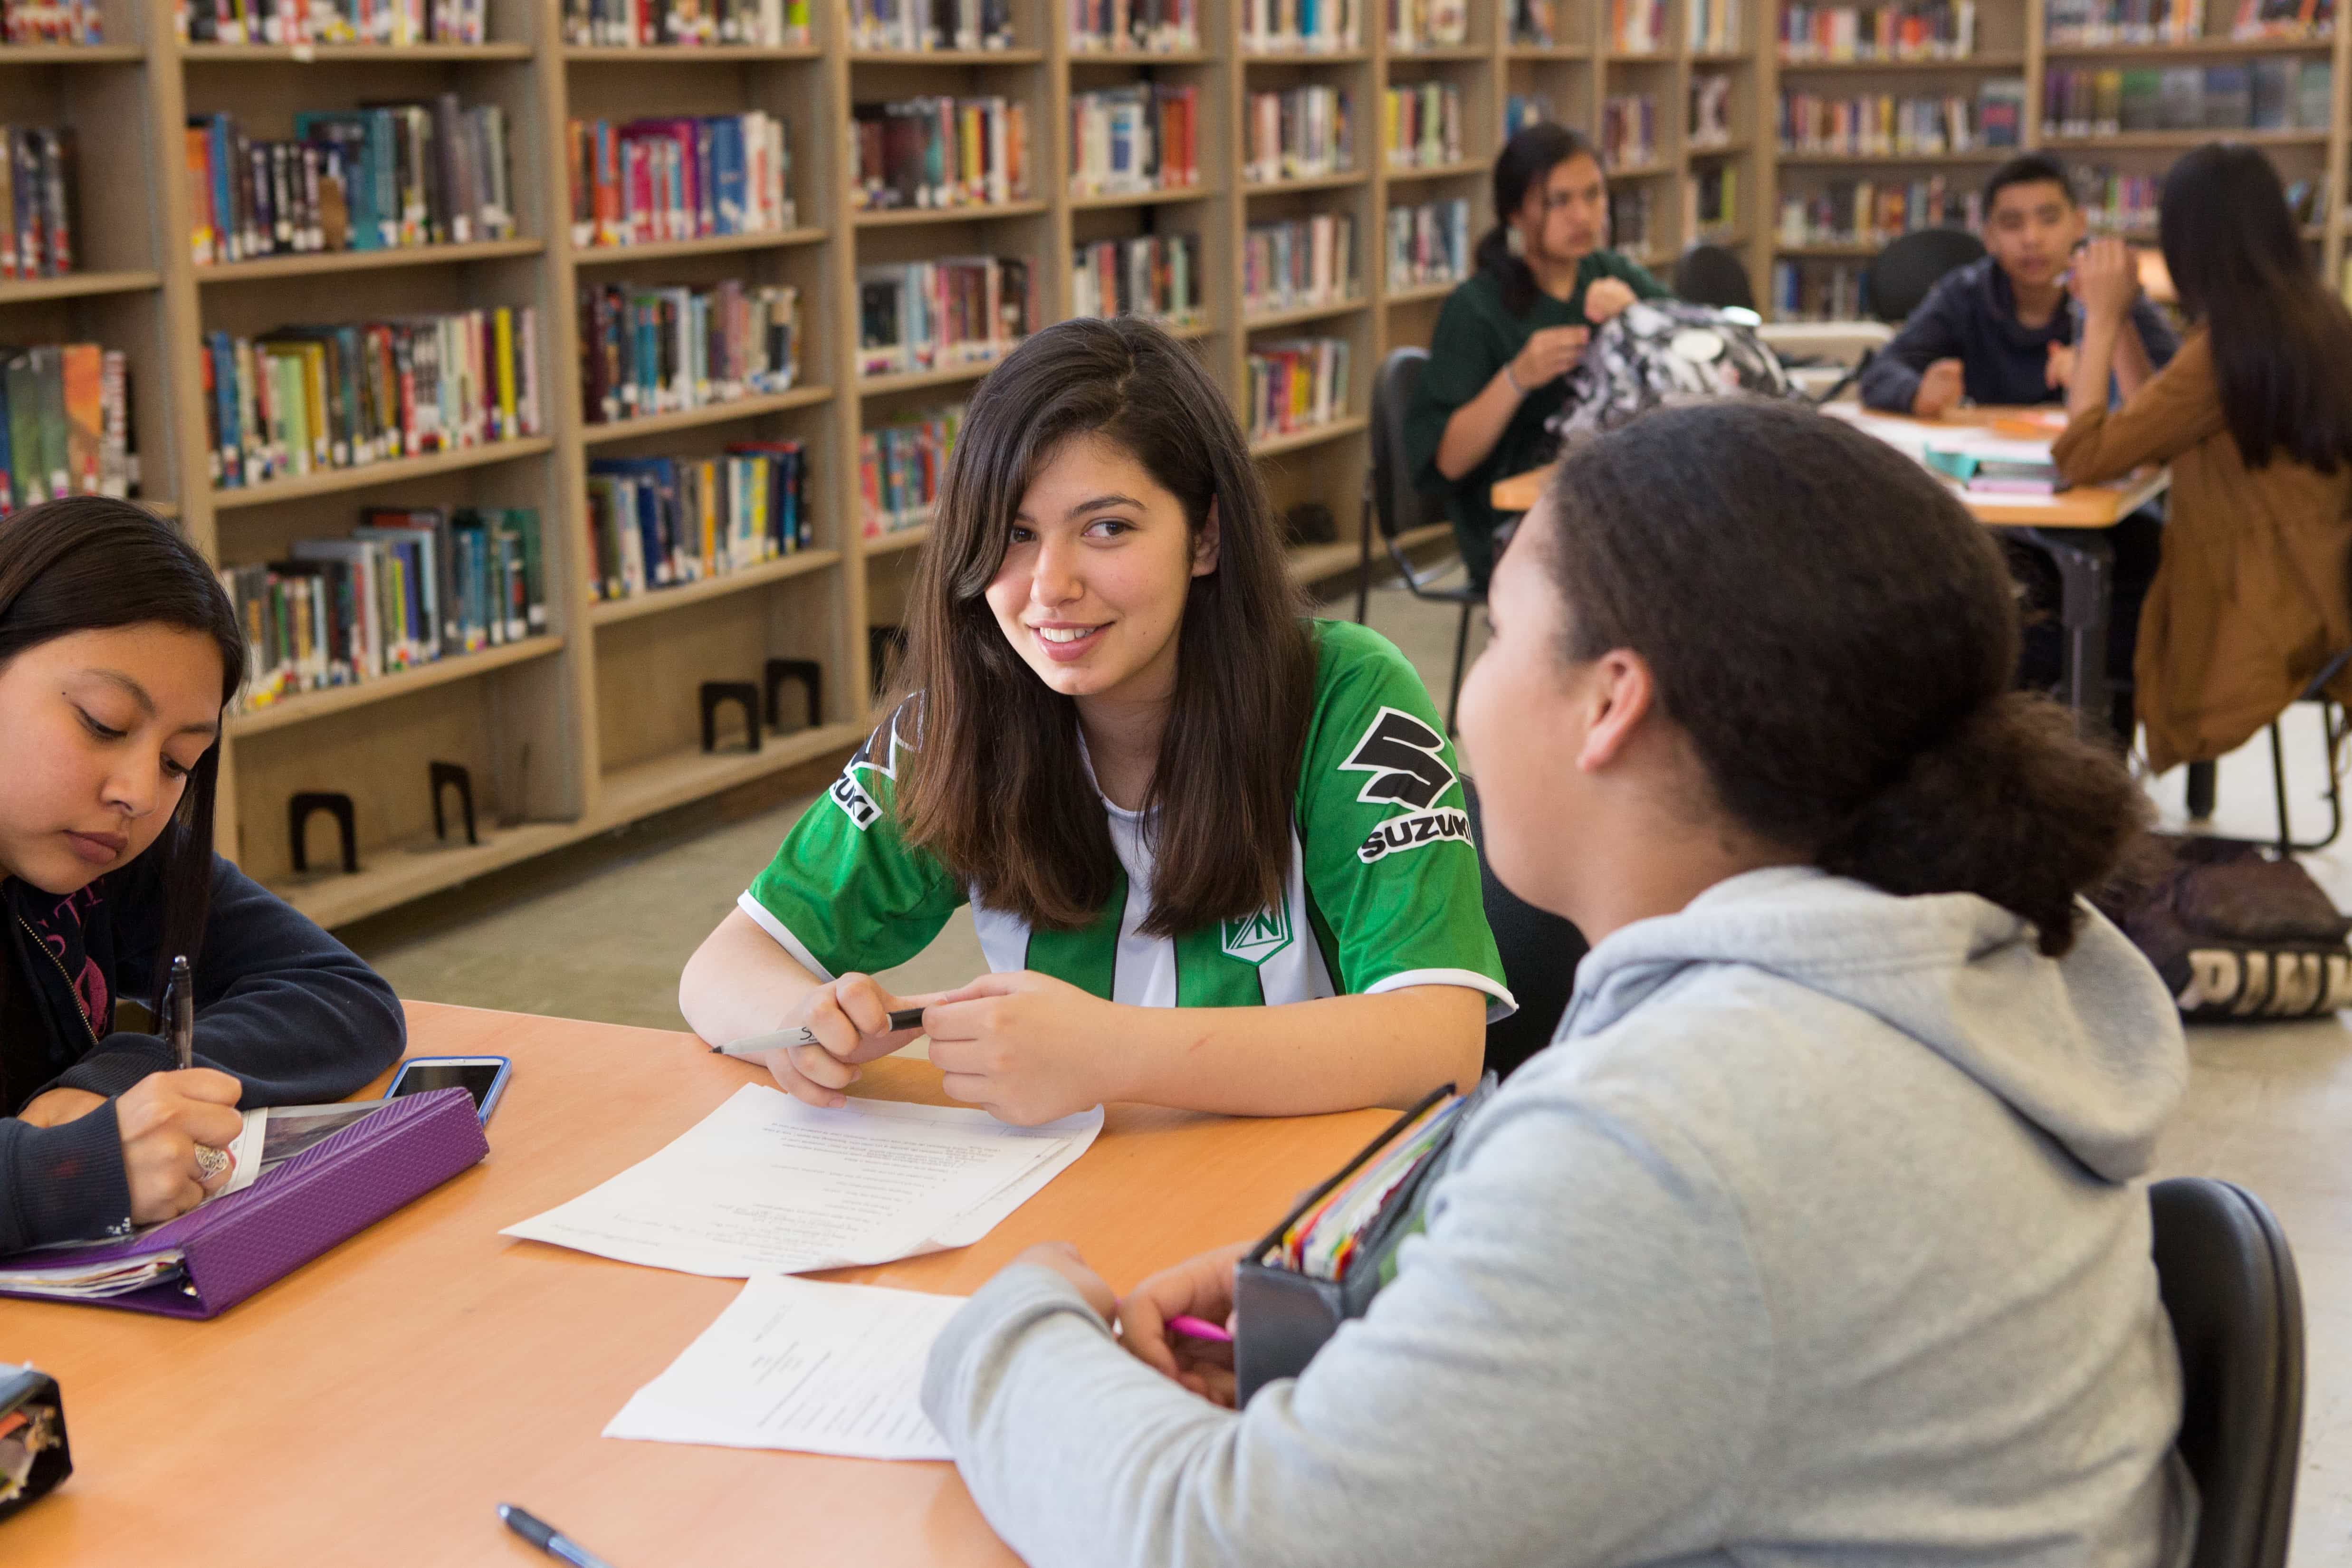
[1491, 405, 2168, 529]
[1, 1002, 1392, 1567]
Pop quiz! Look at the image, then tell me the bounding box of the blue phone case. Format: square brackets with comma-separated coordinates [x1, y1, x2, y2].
[387, 1057, 510, 1124]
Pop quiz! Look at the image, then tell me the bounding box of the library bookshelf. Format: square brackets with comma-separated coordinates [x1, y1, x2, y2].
[28, 0, 2352, 926]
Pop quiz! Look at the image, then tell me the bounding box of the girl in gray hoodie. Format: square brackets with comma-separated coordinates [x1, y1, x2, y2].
[920, 398, 2196, 1568]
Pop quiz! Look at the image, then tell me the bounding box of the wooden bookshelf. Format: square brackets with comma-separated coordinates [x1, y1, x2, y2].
[33, 0, 2339, 928]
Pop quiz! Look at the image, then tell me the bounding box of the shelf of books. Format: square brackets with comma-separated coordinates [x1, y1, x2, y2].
[15, 0, 2330, 926]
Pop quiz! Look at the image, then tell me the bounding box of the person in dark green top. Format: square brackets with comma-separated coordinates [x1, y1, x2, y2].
[1405, 123, 1673, 589]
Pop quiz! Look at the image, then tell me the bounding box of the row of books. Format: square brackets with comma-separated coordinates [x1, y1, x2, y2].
[848, 0, 1013, 49]
[1609, 185, 1655, 254]
[1776, 182, 1977, 246]
[7, 0, 101, 42]
[1600, 94, 1658, 170]
[1072, 232, 1201, 325]
[177, 0, 486, 43]
[226, 507, 547, 712]
[1246, 337, 1348, 443]
[579, 281, 798, 427]
[1778, 0, 1978, 60]
[1688, 0, 1740, 49]
[1771, 258, 1864, 320]
[860, 406, 958, 537]
[565, 115, 794, 251]
[1069, 84, 1202, 197]
[587, 445, 811, 601]
[0, 131, 75, 281]
[186, 102, 514, 268]
[851, 96, 1033, 210]
[2046, 0, 2330, 41]
[855, 257, 1036, 377]
[1778, 84, 2026, 155]
[1245, 86, 1354, 183]
[1238, 0, 1359, 52]
[2074, 163, 2321, 233]
[1510, 0, 1560, 44]
[204, 310, 541, 491]
[2042, 61, 2331, 136]
[560, 0, 811, 44]
[1690, 73, 1734, 146]
[1688, 163, 1738, 234]
[1610, 0, 1666, 52]
[1070, 0, 1199, 49]
[0, 344, 132, 513]
[1245, 213, 1355, 315]
[1385, 0, 1465, 48]
[1384, 82, 1463, 170]
[1387, 196, 1468, 290]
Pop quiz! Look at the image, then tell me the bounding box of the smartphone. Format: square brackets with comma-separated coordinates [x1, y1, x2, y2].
[385, 1056, 511, 1123]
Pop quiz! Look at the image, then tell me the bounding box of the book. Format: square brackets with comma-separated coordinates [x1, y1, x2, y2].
[1383, 81, 1463, 170]
[1778, 0, 1977, 59]
[0, 342, 130, 512]
[1072, 233, 1202, 325]
[585, 443, 811, 597]
[848, 0, 1014, 49]
[854, 258, 1033, 378]
[1244, 86, 1353, 182]
[1068, 0, 1197, 50]
[567, 114, 793, 248]
[1600, 94, 1657, 170]
[1068, 84, 1199, 197]
[1239, 0, 1359, 51]
[1243, 215, 1356, 315]
[1386, 196, 1469, 289]
[178, 0, 483, 45]
[850, 96, 1031, 211]
[563, 0, 812, 44]
[4, 0, 102, 41]
[576, 280, 796, 426]
[1245, 336, 1350, 441]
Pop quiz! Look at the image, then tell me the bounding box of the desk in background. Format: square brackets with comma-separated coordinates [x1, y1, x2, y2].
[1, 1003, 1391, 1568]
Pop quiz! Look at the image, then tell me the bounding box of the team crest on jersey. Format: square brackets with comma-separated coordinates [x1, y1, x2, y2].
[1222, 904, 1293, 966]
[830, 699, 916, 833]
[1339, 708, 1457, 810]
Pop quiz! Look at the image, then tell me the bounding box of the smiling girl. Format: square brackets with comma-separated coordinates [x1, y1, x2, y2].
[679, 317, 1511, 1124]
[0, 498, 404, 1254]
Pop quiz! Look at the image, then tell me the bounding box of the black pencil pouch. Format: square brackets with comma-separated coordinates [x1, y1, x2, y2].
[1233, 1073, 1496, 1407]
[0, 1366, 71, 1520]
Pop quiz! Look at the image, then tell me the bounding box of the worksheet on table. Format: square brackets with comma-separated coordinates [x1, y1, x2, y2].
[501, 1085, 1103, 1277]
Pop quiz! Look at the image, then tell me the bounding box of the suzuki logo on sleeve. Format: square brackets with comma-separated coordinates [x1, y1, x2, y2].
[1339, 708, 1457, 809]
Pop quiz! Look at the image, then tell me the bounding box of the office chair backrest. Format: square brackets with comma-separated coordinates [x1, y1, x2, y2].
[2150, 1177, 2306, 1568]
[1673, 243, 1755, 311]
[1461, 777, 1588, 1078]
[1866, 228, 1988, 325]
[1371, 348, 1451, 545]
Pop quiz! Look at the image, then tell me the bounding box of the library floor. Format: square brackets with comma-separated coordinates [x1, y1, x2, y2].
[350, 575, 2352, 1564]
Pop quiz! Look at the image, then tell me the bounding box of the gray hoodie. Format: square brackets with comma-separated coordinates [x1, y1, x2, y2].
[923, 866, 2197, 1568]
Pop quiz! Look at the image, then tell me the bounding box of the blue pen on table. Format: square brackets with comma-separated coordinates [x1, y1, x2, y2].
[709, 1007, 929, 1060]
[499, 1502, 621, 1568]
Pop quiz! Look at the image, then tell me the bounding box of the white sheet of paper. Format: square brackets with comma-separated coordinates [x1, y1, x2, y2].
[500, 1085, 1103, 1276]
[217, 1109, 268, 1198]
[604, 1276, 964, 1460]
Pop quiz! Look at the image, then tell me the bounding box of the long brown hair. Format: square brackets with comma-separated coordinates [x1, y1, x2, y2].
[892, 317, 1315, 935]
[1538, 400, 2144, 956]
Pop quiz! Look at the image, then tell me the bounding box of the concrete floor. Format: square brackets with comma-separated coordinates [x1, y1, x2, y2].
[350, 576, 2352, 1563]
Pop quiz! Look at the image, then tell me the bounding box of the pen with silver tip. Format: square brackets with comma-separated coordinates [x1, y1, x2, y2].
[709, 1006, 928, 1059]
[498, 1503, 620, 1568]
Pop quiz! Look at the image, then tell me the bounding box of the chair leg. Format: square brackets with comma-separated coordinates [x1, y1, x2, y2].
[2272, 722, 2295, 855]
[2268, 714, 2345, 855]
[1446, 601, 1472, 736]
[2185, 760, 2216, 821]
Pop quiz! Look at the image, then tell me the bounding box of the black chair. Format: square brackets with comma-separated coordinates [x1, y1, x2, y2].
[1461, 778, 1587, 1080]
[1865, 226, 1987, 325]
[1359, 346, 1483, 732]
[1673, 242, 1755, 312]
[2149, 1177, 2305, 1568]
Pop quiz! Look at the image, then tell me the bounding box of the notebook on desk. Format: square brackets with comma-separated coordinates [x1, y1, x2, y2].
[0, 1087, 488, 1318]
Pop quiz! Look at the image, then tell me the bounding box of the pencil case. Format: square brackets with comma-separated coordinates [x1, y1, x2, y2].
[1232, 1073, 1496, 1407]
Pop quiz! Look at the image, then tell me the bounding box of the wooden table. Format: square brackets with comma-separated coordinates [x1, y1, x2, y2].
[1, 1003, 1390, 1567]
[1489, 408, 2171, 739]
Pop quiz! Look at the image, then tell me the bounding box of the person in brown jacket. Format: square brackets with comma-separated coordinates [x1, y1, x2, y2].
[2053, 141, 2352, 775]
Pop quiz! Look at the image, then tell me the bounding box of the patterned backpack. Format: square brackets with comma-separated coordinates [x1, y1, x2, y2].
[1544, 299, 1797, 445]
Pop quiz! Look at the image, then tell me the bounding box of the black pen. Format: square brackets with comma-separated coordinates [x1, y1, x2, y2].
[169, 953, 194, 1070]
[498, 1503, 620, 1568]
[709, 1006, 928, 1059]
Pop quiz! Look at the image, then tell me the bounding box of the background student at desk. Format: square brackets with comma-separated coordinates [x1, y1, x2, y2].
[1403, 123, 1673, 593]
[0, 499, 405, 1257]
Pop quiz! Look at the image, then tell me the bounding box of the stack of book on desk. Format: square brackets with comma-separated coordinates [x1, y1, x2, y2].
[1922, 430, 2063, 496]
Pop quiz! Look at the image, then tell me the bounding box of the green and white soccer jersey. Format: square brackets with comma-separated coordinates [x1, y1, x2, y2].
[739, 619, 1514, 1017]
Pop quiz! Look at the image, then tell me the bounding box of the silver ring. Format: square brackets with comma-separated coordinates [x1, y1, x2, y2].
[194, 1144, 231, 1182]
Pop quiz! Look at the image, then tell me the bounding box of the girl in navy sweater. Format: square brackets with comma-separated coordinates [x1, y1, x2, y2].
[0, 497, 405, 1254]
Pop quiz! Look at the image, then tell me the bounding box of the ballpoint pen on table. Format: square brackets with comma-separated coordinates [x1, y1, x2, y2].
[709, 1007, 929, 1059]
[499, 1502, 621, 1568]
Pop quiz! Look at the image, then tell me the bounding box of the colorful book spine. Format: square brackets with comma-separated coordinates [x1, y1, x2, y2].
[0, 343, 132, 512]
[850, 96, 1031, 211]
[576, 281, 798, 426]
[566, 114, 793, 249]
[585, 443, 811, 599]
[1243, 215, 1356, 315]
[1245, 337, 1350, 441]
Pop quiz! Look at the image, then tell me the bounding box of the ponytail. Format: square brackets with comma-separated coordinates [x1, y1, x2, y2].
[1536, 400, 2144, 956]
[1481, 123, 1598, 318]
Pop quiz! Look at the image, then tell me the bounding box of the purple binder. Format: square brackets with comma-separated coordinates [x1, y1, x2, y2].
[0, 1086, 489, 1319]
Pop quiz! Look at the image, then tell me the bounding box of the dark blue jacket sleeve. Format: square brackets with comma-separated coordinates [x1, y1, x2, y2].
[1857, 278, 1965, 413]
[45, 856, 405, 1107]
[0, 1102, 133, 1255]
[2128, 297, 2180, 371]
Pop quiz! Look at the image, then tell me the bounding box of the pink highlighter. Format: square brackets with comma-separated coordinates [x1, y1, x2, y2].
[1167, 1314, 1233, 1343]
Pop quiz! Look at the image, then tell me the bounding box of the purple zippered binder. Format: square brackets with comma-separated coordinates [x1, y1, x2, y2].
[0, 1086, 489, 1319]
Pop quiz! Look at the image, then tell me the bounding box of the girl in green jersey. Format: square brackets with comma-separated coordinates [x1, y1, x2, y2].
[680, 318, 1512, 1125]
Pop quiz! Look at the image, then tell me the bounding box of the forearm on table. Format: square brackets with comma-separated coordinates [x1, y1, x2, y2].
[1433, 370, 1522, 480]
[679, 908, 824, 1047]
[1097, 985, 1485, 1117]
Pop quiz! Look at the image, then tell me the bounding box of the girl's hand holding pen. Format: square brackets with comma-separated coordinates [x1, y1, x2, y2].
[1117, 1242, 1249, 1408]
[757, 972, 942, 1111]
[115, 1068, 243, 1223]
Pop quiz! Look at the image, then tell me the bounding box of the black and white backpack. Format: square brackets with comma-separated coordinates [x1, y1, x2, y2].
[1544, 300, 1797, 445]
